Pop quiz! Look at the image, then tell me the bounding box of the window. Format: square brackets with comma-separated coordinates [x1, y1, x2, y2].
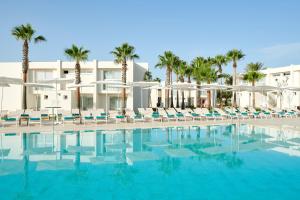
[109, 96, 121, 110]
[103, 70, 121, 80]
[63, 95, 68, 100]
[103, 70, 121, 90]
[63, 70, 69, 74]
[35, 70, 54, 82]
[44, 95, 48, 100]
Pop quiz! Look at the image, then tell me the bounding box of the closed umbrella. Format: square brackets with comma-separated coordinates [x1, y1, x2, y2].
[128, 81, 159, 108]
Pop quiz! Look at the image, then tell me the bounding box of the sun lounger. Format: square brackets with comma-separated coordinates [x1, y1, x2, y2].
[82, 110, 95, 124]
[158, 108, 174, 122]
[109, 110, 126, 123]
[126, 110, 144, 123]
[62, 110, 76, 124]
[1, 110, 19, 127]
[176, 108, 197, 121]
[93, 109, 108, 123]
[28, 111, 42, 125]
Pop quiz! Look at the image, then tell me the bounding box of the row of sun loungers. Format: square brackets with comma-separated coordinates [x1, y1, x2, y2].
[1, 107, 299, 127]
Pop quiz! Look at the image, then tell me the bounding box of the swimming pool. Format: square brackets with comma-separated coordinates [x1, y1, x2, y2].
[1, 124, 300, 200]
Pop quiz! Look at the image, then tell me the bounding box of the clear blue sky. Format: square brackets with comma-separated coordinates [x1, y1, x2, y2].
[1, 0, 300, 80]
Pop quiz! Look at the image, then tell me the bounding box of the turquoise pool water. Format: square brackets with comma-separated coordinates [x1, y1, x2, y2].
[1, 124, 300, 200]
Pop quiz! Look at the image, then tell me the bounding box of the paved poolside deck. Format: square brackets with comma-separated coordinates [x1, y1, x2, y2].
[1, 117, 300, 134]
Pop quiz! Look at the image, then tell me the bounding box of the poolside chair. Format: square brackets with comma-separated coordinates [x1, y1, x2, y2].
[197, 108, 216, 120]
[93, 109, 108, 123]
[187, 108, 202, 120]
[126, 110, 144, 123]
[138, 108, 152, 121]
[176, 108, 197, 121]
[82, 110, 95, 124]
[238, 107, 251, 119]
[1, 110, 19, 127]
[284, 108, 297, 118]
[166, 108, 184, 121]
[158, 108, 175, 122]
[213, 108, 231, 120]
[109, 110, 126, 123]
[39, 109, 50, 124]
[272, 108, 287, 118]
[247, 107, 262, 119]
[224, 107, 240, 119]
[62, 110, 76, 124]
[28, 111, 42, 126]
[260, 108, 273, 118]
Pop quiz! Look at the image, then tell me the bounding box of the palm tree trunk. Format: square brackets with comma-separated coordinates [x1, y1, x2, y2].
[207, 81, 211, 109]
[232, 62, 237, 107]
[75, 61, 81, 110]
[22, 40, 29, 111]
[181, 78, 185, 109]
[252, 80, 255, 108]
[165, 67, 170, 108]
[187, 76, 191, 108]
[170, 70, 174, 108]
[121, 61, 127, 115]
[196, 81, 201, 107]
[176, 74, 179, 108]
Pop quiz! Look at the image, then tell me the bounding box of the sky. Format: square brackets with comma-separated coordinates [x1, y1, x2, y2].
[1, 0, 300, 80]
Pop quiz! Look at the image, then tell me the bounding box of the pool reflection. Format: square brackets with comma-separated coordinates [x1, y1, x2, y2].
[1, 124, 300, 177]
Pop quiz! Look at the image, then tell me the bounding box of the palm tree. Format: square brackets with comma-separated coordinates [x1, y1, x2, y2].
[201, 63, 218, 109]
[143, 70, 153, 81]
[212, 55, 229, 108]
[212, 55, 229, 77]
[178, 60, 187, 109]
[153, 77, 161, 82]
[111, 43, 139, 114]
[243, 62, 265, 107]
[185, 64, 193, 108]
[11, 24, 46, 110]
[172, 57, 181, 108]
[191, 57, 206, 107]
[226, 49, 245, 107]
[155, 51, 177, 108]
[65, 45, 90, 111]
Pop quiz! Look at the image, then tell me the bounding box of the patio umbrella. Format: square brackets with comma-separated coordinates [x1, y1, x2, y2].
[128, 81, 159, 108]
[39, 77, 74, 107]
[171, 83, 198, 109]
[232, 85, 278, 107]
[107, 84, 132, 111]
[67, 83, 95, 110]
[0, 83, 10, 116]
[0, 76, 23, 114]
[281, 86, 300, 109]
[24, 83, 55, 110]
[198, 84, 232, 108]
[90, 80, 125, 112]
[144, 85, 172, 107]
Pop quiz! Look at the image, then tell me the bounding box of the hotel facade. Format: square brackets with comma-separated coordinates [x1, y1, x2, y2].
[0, 60, 148, 111]
[239, 64, 300, 109]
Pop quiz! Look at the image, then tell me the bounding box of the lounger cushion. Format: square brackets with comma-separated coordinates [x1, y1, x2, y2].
[64, 116, 74, 120]
[30, 117, 40, 121]
[96, 116, 106, 119]
[84, 116, 94, 120]
[116, 115, 125, 119]
[176, 113, 184, 117]
[5, 118, 17, 121]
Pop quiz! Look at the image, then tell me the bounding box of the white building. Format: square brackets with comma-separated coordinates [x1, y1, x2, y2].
[238, 64, 300, 109]
[149, 81, 207, 108]
[0, 60, 148, 111]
